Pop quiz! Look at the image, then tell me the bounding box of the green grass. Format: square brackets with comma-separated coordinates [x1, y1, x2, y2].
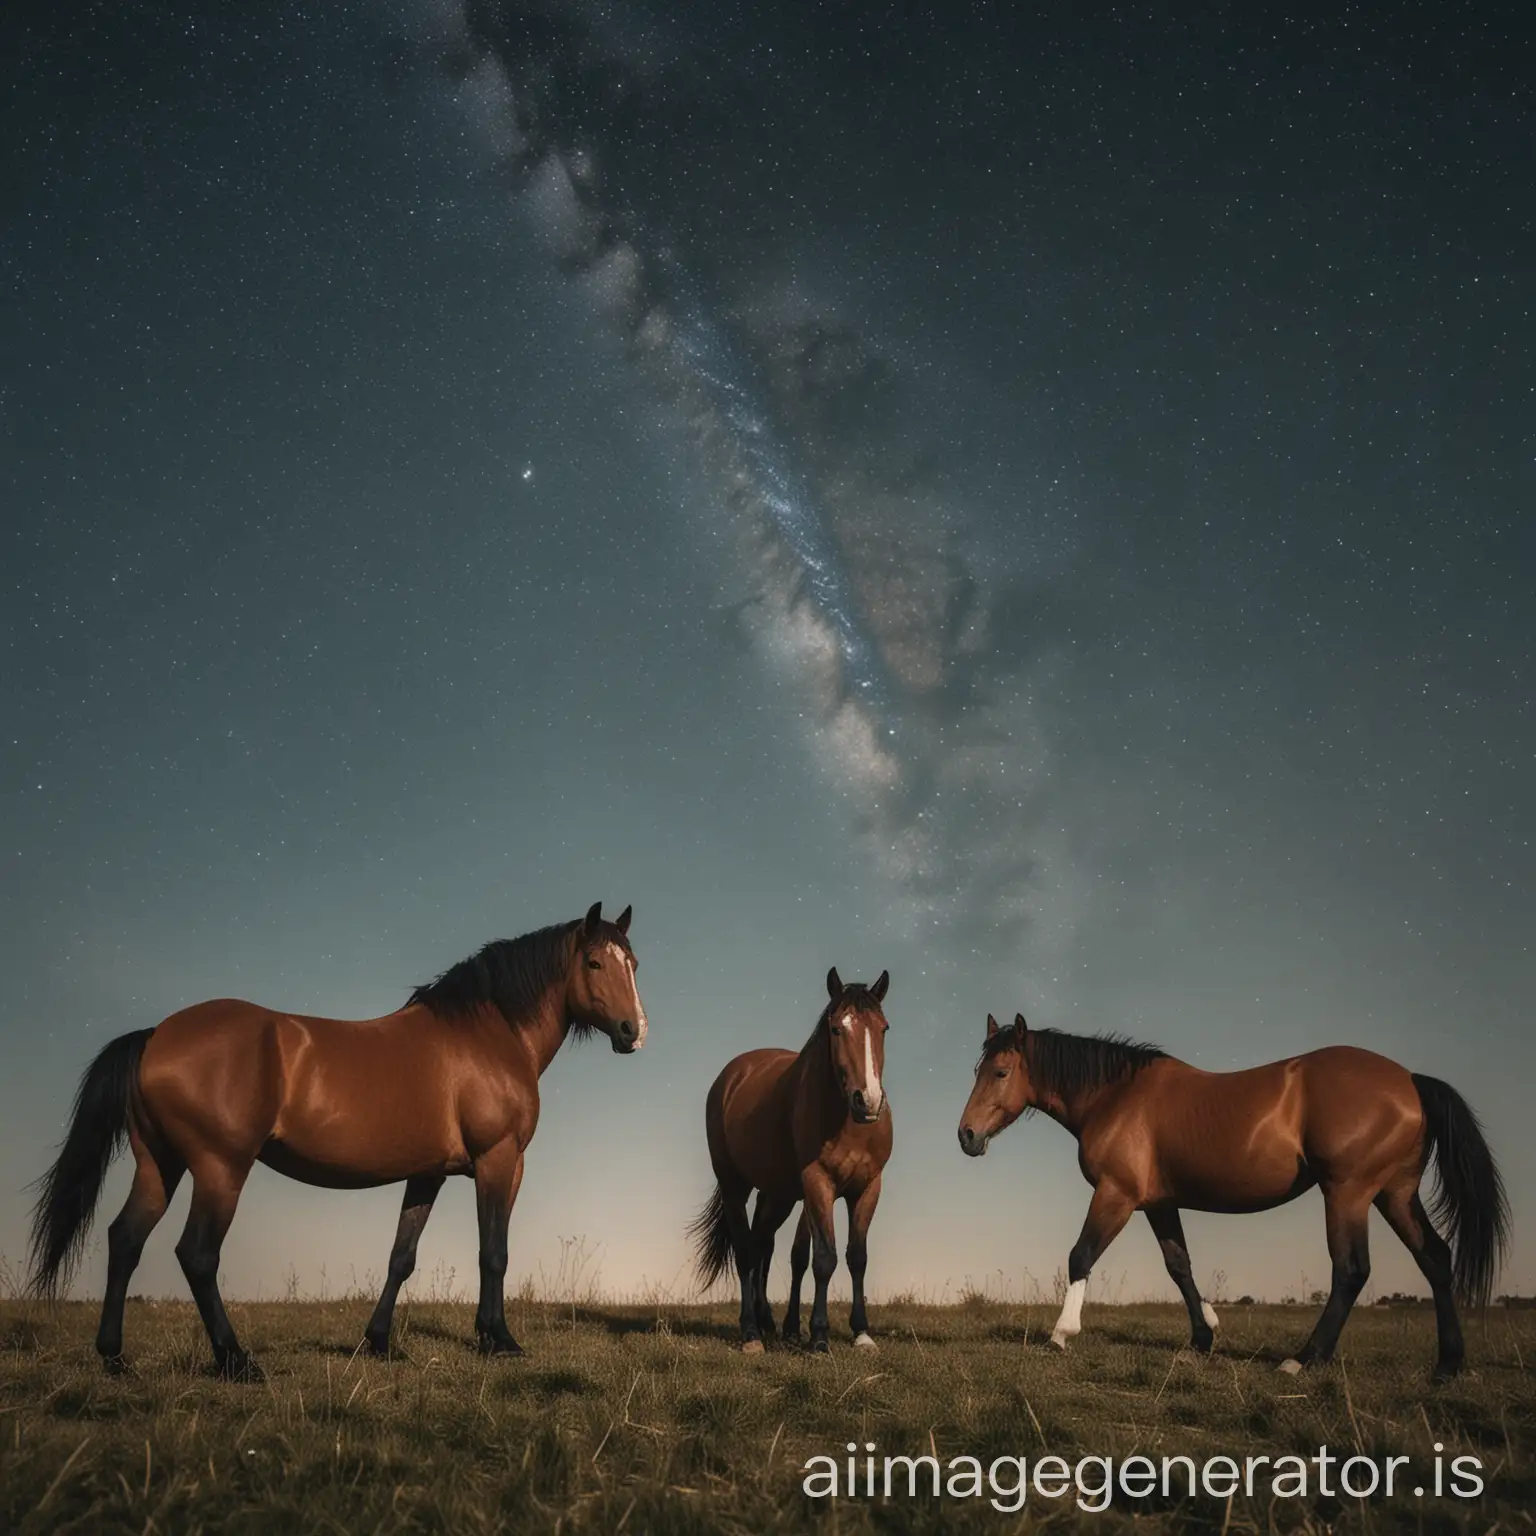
[0, 1294, 1530, 1533]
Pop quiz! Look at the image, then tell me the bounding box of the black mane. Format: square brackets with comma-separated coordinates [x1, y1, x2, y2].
[408, 922, 582, 1031]
[981, 1022, 1167, 1101]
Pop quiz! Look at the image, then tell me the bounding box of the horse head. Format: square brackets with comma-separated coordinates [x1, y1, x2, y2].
[568, 902, 648, 1053]
[824, 966, 890, 1124]
[958, 1013, 1032, 1155]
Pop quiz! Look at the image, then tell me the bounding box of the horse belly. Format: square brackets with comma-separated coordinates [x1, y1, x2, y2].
[267, 1029, 466, 1185]
[1162, 1144, 1314, 1214]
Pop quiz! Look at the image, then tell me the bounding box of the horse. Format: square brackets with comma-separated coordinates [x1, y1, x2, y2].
[958, 1014, 1508, 1380]
[28, 902, 648, 1379]
[691, 967, 893, 1354]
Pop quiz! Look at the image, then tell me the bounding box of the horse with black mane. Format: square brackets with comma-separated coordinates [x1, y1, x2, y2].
[29, 902, 647, 1378]
[692, 968, 893, 1354]
[958, 1014, 1507, 1379]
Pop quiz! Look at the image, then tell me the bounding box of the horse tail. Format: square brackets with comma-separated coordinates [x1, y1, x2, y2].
[28, 1029, 153, 1299]
[1412, 1073, 1510, 1308]
[688, 1184, 735, 1292]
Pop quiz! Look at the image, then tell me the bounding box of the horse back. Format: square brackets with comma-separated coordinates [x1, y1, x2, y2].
[1290, 1045, 1423, 1172]
[137, 999, 288, 1159]
[137, 998, 524, 1185]
[707, 1048, 798, 1129]
[705, 1047, 801, 1194]
[1091, 1046, 1422, 1212]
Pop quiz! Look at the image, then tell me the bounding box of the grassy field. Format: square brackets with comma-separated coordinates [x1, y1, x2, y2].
[0, 1292, 1530, 1534]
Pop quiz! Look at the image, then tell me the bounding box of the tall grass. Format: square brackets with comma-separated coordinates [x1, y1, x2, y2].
[0, 1292, 1530, 1533]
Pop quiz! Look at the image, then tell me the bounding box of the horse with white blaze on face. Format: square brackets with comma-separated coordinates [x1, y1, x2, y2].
[692, 968, 894, 1354]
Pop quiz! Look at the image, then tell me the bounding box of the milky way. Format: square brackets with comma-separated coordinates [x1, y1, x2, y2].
[419, 0, 1061, 949]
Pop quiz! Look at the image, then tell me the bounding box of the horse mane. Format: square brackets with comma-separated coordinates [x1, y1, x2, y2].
[407, 922, 586, 1033]
[981, 1021, 1167, 1101]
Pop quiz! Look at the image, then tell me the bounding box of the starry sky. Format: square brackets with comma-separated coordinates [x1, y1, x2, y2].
[2, 0, 1531, 1309]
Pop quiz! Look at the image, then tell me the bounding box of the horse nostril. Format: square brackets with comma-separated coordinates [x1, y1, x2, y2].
[958, 1126, 974, 1150]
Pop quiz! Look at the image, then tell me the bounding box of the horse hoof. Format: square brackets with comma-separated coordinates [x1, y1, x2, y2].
[217, 1352, 264, 1384]
[780, 1326, 803, 1345]
[741, 1339, 766, 1356]
[101, 1352, 128, 1376]
[853, 1332, 878, 1351]
[363, 1334, 391, 1359]
[1049, 1334, 1070, 1352]
[1277, 1358, 1303, 1376]
[811, 1338, 830, 1355]
[478, 1335, 525, 1358]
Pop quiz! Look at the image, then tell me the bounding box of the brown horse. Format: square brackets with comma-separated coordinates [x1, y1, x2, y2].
[28, 902, 648, 1378]
[958, 1014, 1508, 1379]
[691, 968, 893, 1353]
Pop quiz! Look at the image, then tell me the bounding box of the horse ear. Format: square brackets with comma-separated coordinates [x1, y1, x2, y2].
[584, 901, 602, 933]
[986, 1013, 999, 1038]
[615, 904, 632, 935]
[871, 969, 889, 1002]
[826, 966, 843, 999]
[1014, 1012, 1027, 1035]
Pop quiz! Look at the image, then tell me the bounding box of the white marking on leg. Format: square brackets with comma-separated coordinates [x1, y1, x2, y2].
[1277, 1358, 1303, 1375]
[1051, 1279, 1086, 1349]
[1202, 1301, 1219, 1330]
[853, 1332, 877, 1350]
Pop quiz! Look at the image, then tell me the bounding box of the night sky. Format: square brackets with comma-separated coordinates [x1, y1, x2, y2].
[2, 0, 1530, 1308]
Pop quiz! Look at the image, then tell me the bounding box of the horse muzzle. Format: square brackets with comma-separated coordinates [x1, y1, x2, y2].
[611, 1018, 645, 1053]
[957, 1124, 988, 1157]
[849, 1089, 883, 1124]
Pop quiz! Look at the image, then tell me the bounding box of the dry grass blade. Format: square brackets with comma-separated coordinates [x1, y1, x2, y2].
[37, 1434, 93, 1509]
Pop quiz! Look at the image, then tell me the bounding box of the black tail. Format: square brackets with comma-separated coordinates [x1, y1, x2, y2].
[688, 1185, 735, 1292]
[1412, 1073, 1510, 1309]
[28, 1030, 152, 1299]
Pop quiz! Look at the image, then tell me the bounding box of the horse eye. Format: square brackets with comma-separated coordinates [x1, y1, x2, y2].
[994, 1068, 1008, 1079]
[587, 959, 601, 971]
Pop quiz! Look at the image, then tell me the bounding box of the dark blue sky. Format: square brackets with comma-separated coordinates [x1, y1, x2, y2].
[2, 0, 1530, 1304]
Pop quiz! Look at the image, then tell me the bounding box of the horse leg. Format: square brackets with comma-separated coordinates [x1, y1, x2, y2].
[364, 1173, 445, 1357]
[97, 1133, 182, 1373]
[473, 1142, 526, 1356]
[1051, 1181, 1136, 1350]
[802, 1173, 839, 1354]
[718, 1184, 764, 1353]
[1282, 1185, 1371, 1372]
[175, 1156, 258, 1380]
[749, 1192, 794, 1342]
[1375, 1182, 1464, 1380]
[781, 1208, 810, 1343]
[1145, 1206, 1217, 1353]
[846, 1174, 882, 1349]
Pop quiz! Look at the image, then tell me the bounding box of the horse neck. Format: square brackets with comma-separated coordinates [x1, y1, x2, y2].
[510, 977, 575, 1077]
[795, 1017, 848, 1128]
[1023, 1047, 1104, 1139]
